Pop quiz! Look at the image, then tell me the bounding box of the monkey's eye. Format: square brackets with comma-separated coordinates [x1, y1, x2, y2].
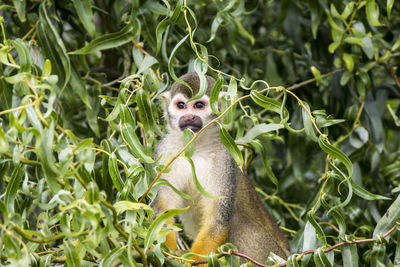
[177, 102, 186, 109]
[194, 101, 205, 109]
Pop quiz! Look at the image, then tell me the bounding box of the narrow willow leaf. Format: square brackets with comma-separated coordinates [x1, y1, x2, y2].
[207, 251, 221, 267]
[218, 243, 239, 267]
[38, 3, 71, 90]
[188, 57, 208, 102]
[321, 194, 346, 236]
[120, 105, 154, 163]
[12, 0, 26, 22]
[302, 102, 319, 142]
[306, 210, 327, 246]
[144, 207, 189, 252]
[136, 89, 157, 134]
[12, 39, 31, 72]
[155, 179, 193, 200]
[186, 157, 223, 199]
[366, 0, 382, 26]
[313, 248, 332, 267]
[319, 136, 353, 178]
[286, 254, 299, 267]
[331, 173, 389, 200]
[138, 55, 159, 74]
[250, 140, 279, 186]
[310, 66, 321, 85]
[373, 193, 400, 239]
[5, 164, 25, 213]
[0, 127, 9, 153]
[70, 22, 137, 54]
[168, 34, 191, 89]
[86, 181, 100, 204]
[209, 75, 224, 115]
[155, 0, 183, 55]
[219, 126, 243, 170]
[108, 153, 125, 194]
[72, 0, 96, 37]
[387, 0, 394, 19]
[395, 231, 400, 265]
[100, 139, 113, 199]
[342, 244, 359, 267]
[69, 65, 91, 108]
[309, 0, 321, 39]
[114, 200, 152, 215]
[250, 91, 287, 116]
[182, 129, 194, 158]
[99, 247, 125, 267]
[64, 240, 82, 267]
[236, 123, 283, 143]
[302, 221, 317, 265]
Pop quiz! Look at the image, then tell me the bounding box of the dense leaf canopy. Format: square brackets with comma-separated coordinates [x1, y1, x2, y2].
[0, 0, 399, 266]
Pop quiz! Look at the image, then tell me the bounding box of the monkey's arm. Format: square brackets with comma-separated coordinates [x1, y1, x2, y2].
[190, 199, 232, 256]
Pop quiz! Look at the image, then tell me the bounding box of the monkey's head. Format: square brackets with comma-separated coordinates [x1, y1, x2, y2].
[160, 73, 216, 134]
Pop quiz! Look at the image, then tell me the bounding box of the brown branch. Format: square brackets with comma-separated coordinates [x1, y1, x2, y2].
[190, 225, 397, 267]
[132, 39, 150, 56]
[287, 69, 344, 91]
[388, 60, 400, 89]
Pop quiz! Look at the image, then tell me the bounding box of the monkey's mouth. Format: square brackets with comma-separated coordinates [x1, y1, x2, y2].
[179, 124, 202, 133]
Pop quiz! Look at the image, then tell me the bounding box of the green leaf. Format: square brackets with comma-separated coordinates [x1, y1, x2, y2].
[12, 0, 26, 22]
[114, 200, 152, 215]
[0, 126, 9, 153]
[207, 251, 220, 267]
[64, 240, 82, 267]
[302, 102, 319, 142]
[5, 164, 25, 214]
[168, 34, 191, 89]
[72, 0, 96, 37]
[331, 174, 389, 200]
[182, 129, 194, 158]
[155, 179, 193, 200]
[12, 39, 31, 72]
[387, 0, 395, 19]
[209, 75, 224, 115]
[144, 207, 189, 252]
[307, 210, 327, 246]
[138, 55, 159, 74]
[120, 105, 154, 163]
[108, 153, 125, 195]
[38, 3, 71, 90]
[321, 194, 346, 236]
[250, 91, 288, 117]
[343, 53, 354, 72]
[366, 0, 382, 26]
[373, 193, 400, 239]
[70, 22, 137, 54]
[219, 126, 243, 170]
[155, 0, 183, 55]
[186, 157, 223, 199]
[313, 248, 332, 267]
[310, 66, 321, 86]
[236, 123, 283, 143]
[136, 89, 158, 134]
[319, 136, 353, 178]
[342, 244, 359, 267]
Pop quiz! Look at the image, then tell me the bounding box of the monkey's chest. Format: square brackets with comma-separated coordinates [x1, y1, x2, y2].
[169, 154, 214, 192]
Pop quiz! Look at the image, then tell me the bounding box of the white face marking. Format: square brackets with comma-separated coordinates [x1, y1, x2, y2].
[168, 93, 213, 132]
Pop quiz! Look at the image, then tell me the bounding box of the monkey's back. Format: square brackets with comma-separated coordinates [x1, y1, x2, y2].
[227, 173, 290, 262]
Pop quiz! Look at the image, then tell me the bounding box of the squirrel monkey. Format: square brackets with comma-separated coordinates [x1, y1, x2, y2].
[152, 73, 290, 263]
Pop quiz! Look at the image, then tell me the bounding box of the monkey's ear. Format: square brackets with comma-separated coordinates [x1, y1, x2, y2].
[158, 91, 171, 110]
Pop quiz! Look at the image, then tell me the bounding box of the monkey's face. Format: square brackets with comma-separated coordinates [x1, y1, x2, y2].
[167, 93, 214, 133]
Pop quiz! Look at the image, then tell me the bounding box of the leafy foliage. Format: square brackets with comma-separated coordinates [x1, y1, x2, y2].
[0, 0, 400, 266]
